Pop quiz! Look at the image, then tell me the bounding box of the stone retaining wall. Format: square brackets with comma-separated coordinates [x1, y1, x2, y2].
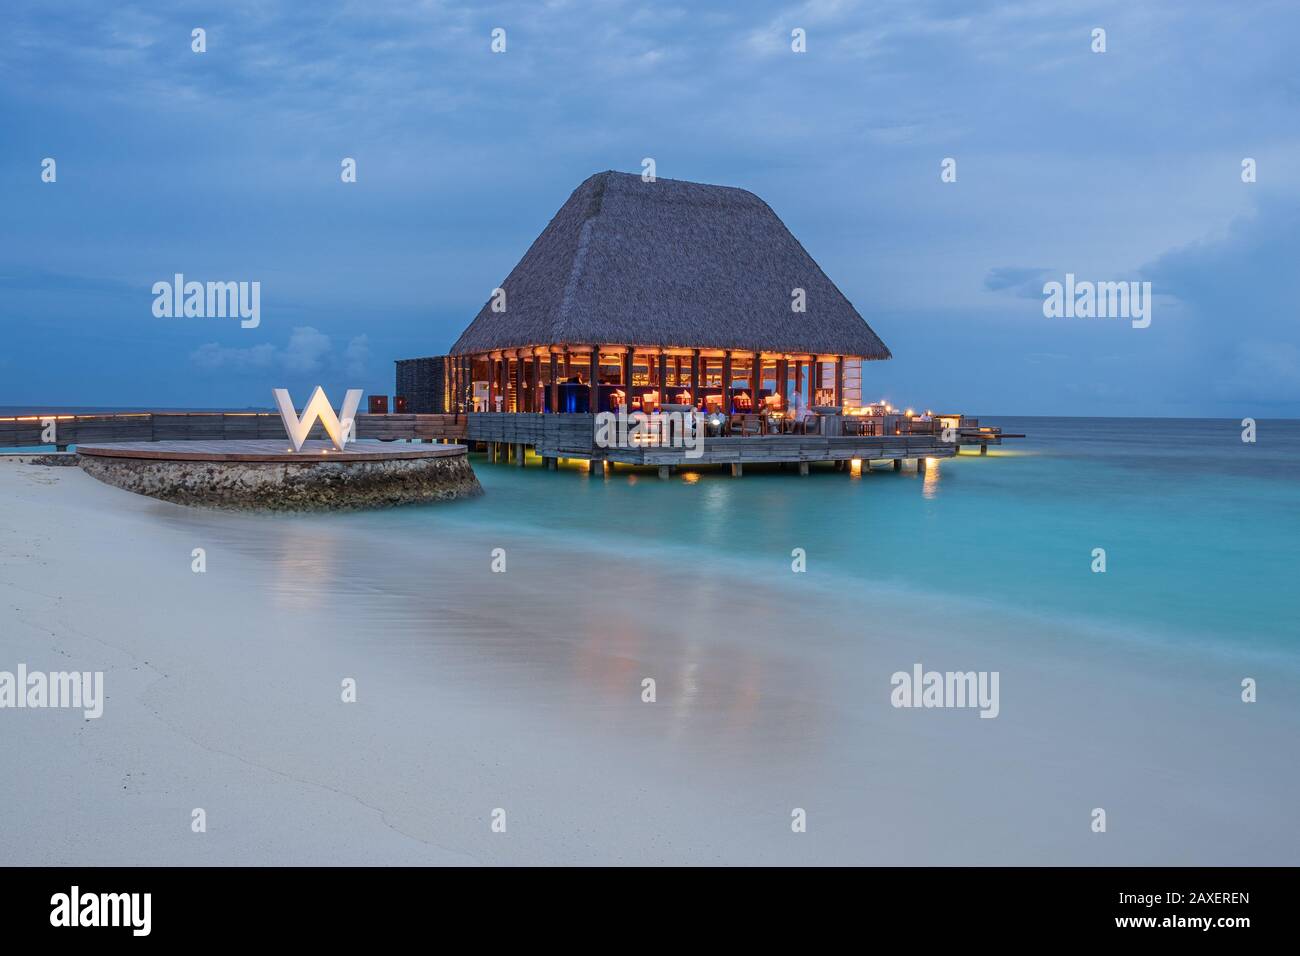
[79, 452, 482, 511]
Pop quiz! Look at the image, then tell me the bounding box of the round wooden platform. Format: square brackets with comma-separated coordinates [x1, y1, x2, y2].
[75, 439, 466, 463]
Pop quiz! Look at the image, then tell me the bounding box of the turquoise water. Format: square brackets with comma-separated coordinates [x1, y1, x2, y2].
[362, 416, 1299, 659]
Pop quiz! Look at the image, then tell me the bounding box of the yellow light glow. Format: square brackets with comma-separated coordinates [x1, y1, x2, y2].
[850, 458, 862, 476]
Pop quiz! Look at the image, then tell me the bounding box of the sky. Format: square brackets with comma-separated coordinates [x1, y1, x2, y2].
[2, 0, 1297, 416]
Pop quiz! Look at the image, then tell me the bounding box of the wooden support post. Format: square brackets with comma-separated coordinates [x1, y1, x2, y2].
[657, 353, 667, 407]
[621, 350, 632, 395]
[918, 457, 928, 474]
[515, 443, 525, 467]
[730, 463, 743, 478]
[892, 459, 902, 471]
[750, 354, 761, 408]
[777, 359, 788, 410]
[798, 461, 810, 476]
[722, 351, 733, 414]
[834, 356, 844, 408]
[980, 443, 988, 456]
[691, 350, 701, 408]
[658, 465, 670, 481]
[549, 353, 559, 414]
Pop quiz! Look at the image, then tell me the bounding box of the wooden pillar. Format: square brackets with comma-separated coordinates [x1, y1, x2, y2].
[798, 461, 810, 476]
[777, 358, 788, 409]
[487, 355, 497, 413]
[657, 352, 667, 408]
[892, 458, 902, 471]
[691, 350, 701, 408]
[834, 356, 844, 408]
[589, 348, 600, 412]
[730, 463, 743, 478]
[673, 356, 682, 390]
[750, 354, 761, 408]
[515, 443, 525, 467]
[657, 465, 670, 481]
[918, 456, 928, 473]
[621, 350, 632, 392]
[549, 353, 559, 414]
[722, 352, 733, 414]
[512, 354, 523, 413]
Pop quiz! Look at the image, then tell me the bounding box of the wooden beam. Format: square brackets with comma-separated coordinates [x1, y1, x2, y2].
[834, 356, 844, 408]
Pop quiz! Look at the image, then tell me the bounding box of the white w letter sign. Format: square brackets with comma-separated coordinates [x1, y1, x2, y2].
[273, 386, 363, 451]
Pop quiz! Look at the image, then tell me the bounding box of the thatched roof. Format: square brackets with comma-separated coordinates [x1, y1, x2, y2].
[449, 171, 891, 359]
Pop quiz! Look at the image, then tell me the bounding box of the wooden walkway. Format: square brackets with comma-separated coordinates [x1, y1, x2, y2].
[0, 412, 467, 449]
[76, 440, 466, 463]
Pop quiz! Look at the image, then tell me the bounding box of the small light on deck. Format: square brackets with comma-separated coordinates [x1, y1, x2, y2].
[850, 458, 862, 476]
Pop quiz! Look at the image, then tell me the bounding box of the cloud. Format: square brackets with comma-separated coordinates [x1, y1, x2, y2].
[190, 326, 369, 380]
[1214, 340, 1300, 406]
[283, 326, 331, 373]
[984, 266, 1050, 297]
[191, 341, 277, 371]
[342, 335, 370, 379]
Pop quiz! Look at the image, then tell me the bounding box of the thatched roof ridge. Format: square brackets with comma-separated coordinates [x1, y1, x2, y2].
[449, 171, 891, 359]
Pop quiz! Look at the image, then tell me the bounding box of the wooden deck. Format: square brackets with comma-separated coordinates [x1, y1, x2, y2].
[0, 412, 467, 449]
[595, 434, 954, 466]
[467, 412, 958, 472]
[76, 440, 467, 463]
[4, 409, 1001, 474]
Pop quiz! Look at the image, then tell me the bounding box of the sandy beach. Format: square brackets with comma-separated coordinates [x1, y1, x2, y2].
[2, 457, 1297, 866]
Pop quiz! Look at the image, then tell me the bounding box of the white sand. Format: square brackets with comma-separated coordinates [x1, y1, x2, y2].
[2, 462, 1297, 865]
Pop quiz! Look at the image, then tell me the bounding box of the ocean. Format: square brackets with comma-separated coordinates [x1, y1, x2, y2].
[360, 415, 1300, 662]
[4, 414, 1298, 863]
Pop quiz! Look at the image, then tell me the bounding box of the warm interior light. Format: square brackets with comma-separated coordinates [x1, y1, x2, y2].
[850, 458, 862, 476]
